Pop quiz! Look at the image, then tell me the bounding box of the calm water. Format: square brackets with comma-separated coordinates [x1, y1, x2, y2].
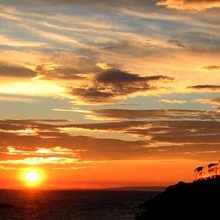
[0, 190, 160, 220]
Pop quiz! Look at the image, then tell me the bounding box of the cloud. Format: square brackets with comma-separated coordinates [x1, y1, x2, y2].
[102, 40, 154, 56]
[0, 119, 69, 135]
[168, 36, 185, 48]
[96, 69, 173, 84]
[96, 69, 145, 84]
[182, 32, 220, 50]
[0, 34, 46, 48]
[158, 99, 187, 104]
[1, 116, 220, 163]
[31, 57, 101, 81]
[202, 65, 220, 70]
[0, 5, 219, 102]
[71, 87, 113, 100]
[63, 120, 148, 132]
[68, 69, 174, 103]
[186, 85, 220, 92]
[0, 62, 36, 78]
[90, 109, 216, 120]
[156, 0, 220, 12]
[148, 120, 220, 145]
[96, 63, 114, 70]
[69, 100, 127, 106]
[0, 95, 39, 103]
[0, 123, 148, 162]
[193, 97, 220, 105]
[80, 110, 220, 157]
[9, 0, 157, 12]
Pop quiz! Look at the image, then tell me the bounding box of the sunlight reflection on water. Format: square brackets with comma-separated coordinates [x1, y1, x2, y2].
[0, 190, 159, 220]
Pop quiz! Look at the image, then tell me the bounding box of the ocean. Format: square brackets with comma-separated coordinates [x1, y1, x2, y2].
[0, 189, 160, 220]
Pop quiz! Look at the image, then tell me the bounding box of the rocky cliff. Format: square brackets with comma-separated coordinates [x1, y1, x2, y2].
[135, 179, 220, 219]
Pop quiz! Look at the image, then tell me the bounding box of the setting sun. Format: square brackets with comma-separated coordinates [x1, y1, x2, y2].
[25, 170, 40, 183]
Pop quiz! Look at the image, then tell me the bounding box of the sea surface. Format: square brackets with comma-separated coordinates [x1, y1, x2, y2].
[0, 189, 160, 220]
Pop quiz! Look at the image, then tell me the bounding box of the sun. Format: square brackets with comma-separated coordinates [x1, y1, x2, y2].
[25, 170, 40, 183]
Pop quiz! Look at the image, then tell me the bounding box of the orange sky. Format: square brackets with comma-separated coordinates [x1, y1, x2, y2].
[0, 0, 220, 189]
[0, 159, 198, 189]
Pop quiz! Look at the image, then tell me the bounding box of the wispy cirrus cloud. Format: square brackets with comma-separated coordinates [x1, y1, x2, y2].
[0, 95, 39, 103]
[1, 1, 220, 103]
[0, 34, 46, 48]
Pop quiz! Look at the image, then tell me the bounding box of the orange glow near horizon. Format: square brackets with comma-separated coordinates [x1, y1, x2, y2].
[3, 159, 194, 190]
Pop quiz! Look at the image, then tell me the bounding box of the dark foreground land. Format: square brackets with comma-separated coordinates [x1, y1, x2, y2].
[135, 178, 220, 219]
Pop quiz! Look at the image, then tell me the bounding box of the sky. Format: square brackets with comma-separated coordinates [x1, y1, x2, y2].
[1, 0, 220, 189]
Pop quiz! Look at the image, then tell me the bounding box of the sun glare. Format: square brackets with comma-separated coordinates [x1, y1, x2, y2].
[25, 170, 40, 183]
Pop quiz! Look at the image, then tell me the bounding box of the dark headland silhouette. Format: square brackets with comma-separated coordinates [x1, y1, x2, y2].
[134, 178, 220, 219]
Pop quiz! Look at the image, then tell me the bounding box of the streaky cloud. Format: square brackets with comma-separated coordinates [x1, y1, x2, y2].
[156, 0, 220, 12]
[186, 85, 220, 92]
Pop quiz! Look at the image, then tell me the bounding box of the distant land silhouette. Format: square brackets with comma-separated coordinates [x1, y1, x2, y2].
[0, 203, 14, 208]
[135, 178, 220, 219]
[100, 186, 166, 191]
